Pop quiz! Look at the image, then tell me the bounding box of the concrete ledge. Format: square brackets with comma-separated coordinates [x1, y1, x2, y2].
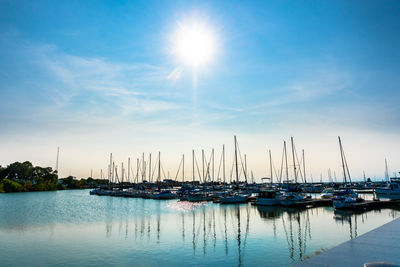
[295, 218, 400, 267]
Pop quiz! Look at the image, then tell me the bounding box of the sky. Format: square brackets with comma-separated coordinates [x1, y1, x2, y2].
[0, 0, 399, 181]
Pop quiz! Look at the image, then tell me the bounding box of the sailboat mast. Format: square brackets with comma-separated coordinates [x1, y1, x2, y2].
[142, 153, 145, 182]
[158, 152, 161, 183]
[223, 144, 225, 184]
[202, 149, 205, 184]
[291, 137, 297, 183]
[269, 149, 273, 184]
[234, 136, 239, 184]
[338, 136, 347, 184]
[112, 162, 115, 185]
[385, 158, 389, 182]
[128, 157, 130, 183]
[109, 153, 112, 186]
[182, 154, 185, 182]
[244, 154, 248, 184]
[302, 149, 307, 183]
[149, 153, 151, 183]
[192, 150, 195, 184]
[121, 163, 124, 188]
[56, 146, 60, 174]
[136, 158, 139, 184]
[284, 141, 289, 182]
[212, 148, 214, 182]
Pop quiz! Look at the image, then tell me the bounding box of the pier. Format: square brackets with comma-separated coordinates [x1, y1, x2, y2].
[296, 217, 400, 267]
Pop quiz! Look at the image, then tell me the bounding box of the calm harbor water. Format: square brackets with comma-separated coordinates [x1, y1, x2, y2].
[0, 190, 399, 266]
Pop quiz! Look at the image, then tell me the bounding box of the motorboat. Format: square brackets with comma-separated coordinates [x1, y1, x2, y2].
[375, 179, 400, 197]
[256, 190, 281, 206]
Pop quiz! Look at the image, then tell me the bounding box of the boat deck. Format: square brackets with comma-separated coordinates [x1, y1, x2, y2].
[295, 217, 400, 267]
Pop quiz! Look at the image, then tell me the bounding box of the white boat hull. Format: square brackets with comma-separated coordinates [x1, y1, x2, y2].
[333, 197, 356, 209]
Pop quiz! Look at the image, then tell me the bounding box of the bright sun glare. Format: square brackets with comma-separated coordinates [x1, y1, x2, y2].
[174, 22, 216, 67]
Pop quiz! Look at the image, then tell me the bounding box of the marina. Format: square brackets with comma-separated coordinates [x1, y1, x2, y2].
[89, 136, 400, 212]
[1, 1, 399, 266]
[1, 189, 399, 266]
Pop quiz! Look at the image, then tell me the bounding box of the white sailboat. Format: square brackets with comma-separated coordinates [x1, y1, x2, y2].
[333, 136, 359, 209]
[279, 137, 309, 207]
[219, 136, 248, 204]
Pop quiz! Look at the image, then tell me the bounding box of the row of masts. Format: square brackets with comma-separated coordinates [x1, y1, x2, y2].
[85, 136, 393, 184]
[98, 136, 311, 186]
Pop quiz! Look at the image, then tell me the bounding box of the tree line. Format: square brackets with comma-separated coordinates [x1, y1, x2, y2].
[0, 161, 108, 193]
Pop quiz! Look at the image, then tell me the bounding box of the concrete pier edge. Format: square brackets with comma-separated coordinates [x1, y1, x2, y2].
[295, 217, 400, 267]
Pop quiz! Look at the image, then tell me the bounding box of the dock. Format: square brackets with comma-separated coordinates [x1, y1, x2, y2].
[337, 199, 400, 211]
[295, 217, 400, 267]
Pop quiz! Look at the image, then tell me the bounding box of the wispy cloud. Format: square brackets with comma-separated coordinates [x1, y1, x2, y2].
[0, 31, 186, 134]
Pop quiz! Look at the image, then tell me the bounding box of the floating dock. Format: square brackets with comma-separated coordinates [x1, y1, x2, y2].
[295, 217, 400, 267]
[336, 199, 400, 211]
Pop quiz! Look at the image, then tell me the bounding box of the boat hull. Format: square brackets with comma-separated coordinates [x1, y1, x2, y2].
[256, 198, 281, 206]
[219, 195, 248, 204]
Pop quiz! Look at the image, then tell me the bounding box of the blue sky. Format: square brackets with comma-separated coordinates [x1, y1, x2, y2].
[0, 0, 399, 180]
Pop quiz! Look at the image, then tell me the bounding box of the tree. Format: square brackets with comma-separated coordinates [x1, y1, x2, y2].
[0, 179, 26, 192]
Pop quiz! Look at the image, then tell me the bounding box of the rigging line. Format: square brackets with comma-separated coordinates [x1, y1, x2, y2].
[114, 166, 120, 184]
[279, 144, 285, 183]
[204, 150, 214, 182]
[294, 147, 304, 182]
[160, 163, 167, 181]
[236, 144, 247, 181]
[272, 158, 280, 183]
[216, 148, 223, 182]
[343, 150, 352, 183]
[205, 162, 211, 182]
[229, 156, 235, 183]
[194, 153, 202, 183]
[151, 153, 159, 182]
[174, 157, 183, 181]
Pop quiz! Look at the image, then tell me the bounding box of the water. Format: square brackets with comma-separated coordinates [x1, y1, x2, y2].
[0, 190, 399, 266]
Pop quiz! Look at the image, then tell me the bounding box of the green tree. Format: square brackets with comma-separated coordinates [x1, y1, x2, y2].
[0, 178, 26, 192]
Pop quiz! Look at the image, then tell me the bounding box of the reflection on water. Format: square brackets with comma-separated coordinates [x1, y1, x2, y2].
[0, 190, 400, 266]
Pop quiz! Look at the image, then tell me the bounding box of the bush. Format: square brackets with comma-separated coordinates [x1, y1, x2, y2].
[0, 179, 27, 192]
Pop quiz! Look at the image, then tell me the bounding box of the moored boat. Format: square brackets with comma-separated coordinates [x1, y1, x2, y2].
[332, 189, 358, 209]
[219, 193, 248, 204]
[152, 190, 176, 199]
[320, 188, 335, 199]
[375, 178, 400, 197]
[256, 190, 281, 206]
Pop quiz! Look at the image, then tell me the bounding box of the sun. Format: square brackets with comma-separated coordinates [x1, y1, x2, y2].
[174, 22, 216, 67]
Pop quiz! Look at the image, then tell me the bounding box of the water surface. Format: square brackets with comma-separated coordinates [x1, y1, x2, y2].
[0, 190, 399, 266]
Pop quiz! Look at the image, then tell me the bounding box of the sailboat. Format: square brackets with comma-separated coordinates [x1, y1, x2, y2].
[219, 136, 249, 204]
[256, 150, 282, 206]
[280, 137, 309, 207]
[332, 136, 359, 209]
[375, 162, 400, 198]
